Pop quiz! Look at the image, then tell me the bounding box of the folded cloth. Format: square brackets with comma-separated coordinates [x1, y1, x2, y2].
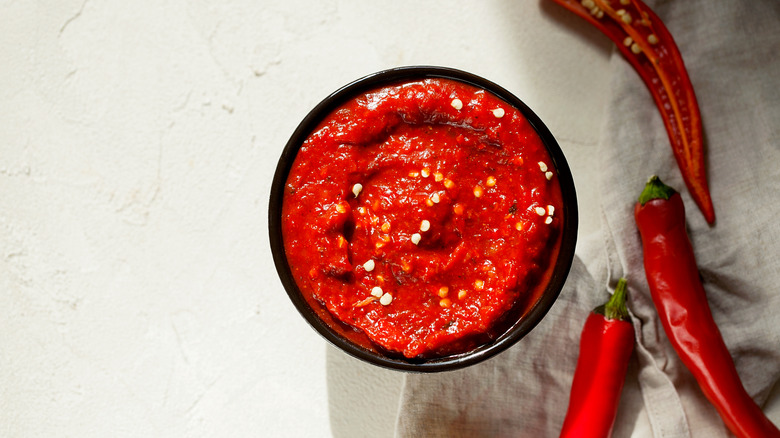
[394, 1, 780, 437]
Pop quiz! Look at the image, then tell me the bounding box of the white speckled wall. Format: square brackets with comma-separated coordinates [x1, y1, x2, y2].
[1, 1, 609, 436]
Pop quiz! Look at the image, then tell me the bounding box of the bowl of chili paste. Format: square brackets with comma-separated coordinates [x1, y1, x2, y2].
[270, 66, 577, 371]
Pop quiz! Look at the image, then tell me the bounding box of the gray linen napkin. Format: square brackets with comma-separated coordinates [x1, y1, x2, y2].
[394, 1, 780, 437]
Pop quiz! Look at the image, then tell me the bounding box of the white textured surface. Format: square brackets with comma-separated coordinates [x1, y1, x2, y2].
[1, 1, 609, 436]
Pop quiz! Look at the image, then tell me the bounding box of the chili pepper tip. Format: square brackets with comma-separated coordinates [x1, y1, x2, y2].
[595, 278, 631, 322]
[638, 175, 677, 205]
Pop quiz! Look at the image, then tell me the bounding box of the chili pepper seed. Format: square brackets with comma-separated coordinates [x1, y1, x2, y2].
[379, 293, 393, 305]
[648, 34, 659, 45]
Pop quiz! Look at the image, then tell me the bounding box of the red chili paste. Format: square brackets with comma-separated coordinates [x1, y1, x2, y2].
[282, 78, 563, 358]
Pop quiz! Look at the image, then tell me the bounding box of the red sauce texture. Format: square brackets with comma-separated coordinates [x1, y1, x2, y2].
[282, 78, 563, 358]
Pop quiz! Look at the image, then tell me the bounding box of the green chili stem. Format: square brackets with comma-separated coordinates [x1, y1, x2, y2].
[638, 176, 677, 205]
[595, 278, 631, 322]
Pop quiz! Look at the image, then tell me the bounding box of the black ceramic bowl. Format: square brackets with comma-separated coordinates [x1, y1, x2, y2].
[269, 66, 578, 372]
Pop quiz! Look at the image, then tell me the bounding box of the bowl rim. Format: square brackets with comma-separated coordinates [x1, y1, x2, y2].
[269, 65, 578, 372]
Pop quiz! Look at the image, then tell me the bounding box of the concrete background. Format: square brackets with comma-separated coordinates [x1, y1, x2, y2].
[1, 1, 610, 436]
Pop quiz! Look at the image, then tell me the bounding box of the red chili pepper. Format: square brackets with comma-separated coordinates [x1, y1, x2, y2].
[634, 176, 780, 438]
[559, 278, 634, 438]
[550, 0, 715, 224]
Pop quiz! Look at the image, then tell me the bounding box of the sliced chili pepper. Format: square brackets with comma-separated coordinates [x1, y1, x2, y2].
[550, 0, 715, 224]
[634, 176, 780, 438]
[559, 278, 634, 438]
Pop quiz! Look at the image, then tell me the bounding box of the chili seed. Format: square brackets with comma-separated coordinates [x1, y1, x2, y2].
[648, 34, 659, 45]
[451, 98, 463, 110]
[473, 185, 484, 198]
[492, 108, 505, 118]
[363, 259, 376, 272]
[420, 220, 431, 232]
[545, 171, 554, 180]
[371, 286, 384, 298]
[458, 290, 468, 300]
[535, 207, 546, 216]
[438, 286, 449, 298]
[538, 161, 548, 172]
[486, 176, 496, 187]
[421, 167, 431, 178]
[545, 216, 553, 225]
[352, 183, 363, 197]
[380, 293, 393, 305]
[439, 298, 452, 308]
[411, 233, 421, 245]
